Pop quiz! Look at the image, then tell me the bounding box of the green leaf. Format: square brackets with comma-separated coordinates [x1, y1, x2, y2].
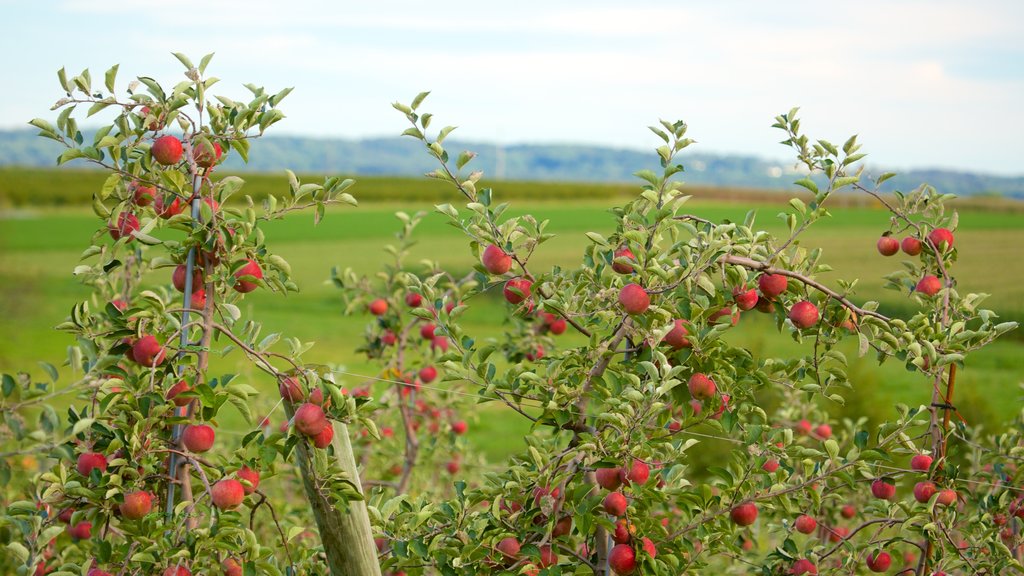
[411, 91, 430, 110]
[104, 64, 119, 92]
[173, 52, 195, 70]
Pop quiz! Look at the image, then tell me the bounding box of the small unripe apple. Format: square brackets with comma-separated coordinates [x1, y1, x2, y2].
[840, 504, 856, 519]
[877, 235, 899, 256]
[794, 514, 817, 534]
[211, 479, 245, 510]
[77, 451, 108, 476]
[871, 478, 896, 500]
[762, 458, 779, 473]
[278, 376, 303, 402]
[733, 287, 758, 311]
[618, 283, 650, 315]
[687, 373, 716, 400]
[730, 502, 758, 526]
[166, 380, 192, 407]
[496, 537, 520, 561]
[451, 421, 468, 435]
[596, 467, 623, 491]
[132, 335, 167, 367]
[405, 292, 422, 307]
[789, 300, 819, 329]
[928, 228, 954, 251]
[236, 466, 260, 495]
[172, 265, 203, 293]
[108, 212, 140, 241]
[901, 237, 922, 255]
[936, 489, 957, 506]
[312, 422, 334, 449]
[758, 273, 788, 298]
[608, 544, 636, 575]
[791, 559, 817, 575]
[611, 247, 635, 274]
[419, 365, 437, 383]
[294, 403, 328, 436]
[152, 135, 183, 165]
[119, 490, 153, 519]
[182, 424, 215, 452]
[916, 275, 941, 296]
[662, 319, 691, 350]
[914, 481, 937, 503]
[232, 259, 263, 293]
[503, 278, 533, 304]
[866, 551, 892, 572]
[603, 492, 628, 516]
[910, 454, 933, 471]
[368, 298, 388, 316]
[814, 424, 832, 439]
[481, 244, 513, 275]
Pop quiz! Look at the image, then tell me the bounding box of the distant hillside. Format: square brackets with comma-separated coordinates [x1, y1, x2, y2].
[1, 129, 1021, 198]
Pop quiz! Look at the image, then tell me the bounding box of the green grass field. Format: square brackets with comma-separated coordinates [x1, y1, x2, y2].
[1, 177, 1023, 460]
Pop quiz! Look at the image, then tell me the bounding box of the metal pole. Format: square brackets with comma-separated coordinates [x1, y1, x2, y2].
[164, 171, 204, 520]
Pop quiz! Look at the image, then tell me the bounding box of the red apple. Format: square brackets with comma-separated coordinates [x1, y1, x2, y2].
[368, 299, 388, 316]
[188, 289, 207, 310]
[552, 515, 572, 538]
[871, 479, 896, 500]
[132, 335, 166, 367]
[131, 182, 156, 206]
[166, 380, 192, 407]
[612, 519, 634, 544]
[193, 136, 223, 168]
[791, 559, 818, 575]
[608, 544, 636, 575]
[789, 300, 819, 329]
[596, 467, 623, 491]
[794, 514, 817, 534]
[77, 452, 108, 476]
[841, 504, 856, 519]
[405, 292, 422, 307]
[108, 212, 140, 241]
[446, 460, 460, 474]
[496, 537, 520, 561]
[419, 366, 437, 383]
[152, 135, 183, 165]
[503, 278, 533, 304]
[730, 502, 758, 526]
[814, 424, 832, 439]
[381, 330, 397, 346]
[172, 264, 203, 293]
[936, 489, 957, 506]
[482, 244, 513, 275]
[278, 376, 304, 402]
[910, 454, 933, 471]
[603, 492, 628, 516]
[687, 373, 716, 400]
[537, 545, 557, 568]
[625, 460, 650, 485]
[119, 490, 153, 519]
[237, 466, 260, 495]
[640, 537, 656, 558]
[312, 422, 334, 449]
[758, 273, 788, 298]
[451, 421, 468, 435]
[162, 567, 191, 576]
[211, 479, 245, 510]
[901, 237, 922, 256]
[877, 235, 899, 256]
[67, 521, 91, 540]
[221, 559, 243, 576]
[182, 424, 215, 452]
[928, 228, 954, 251]
[155, 194, 184, 218]
[762, 458, 780, 473]
[914, 481, 937, 504]
[294, 403, 328, 436]
[733, 287, 758, 311]
[916, 275, 941, 296]
[611, 247, 635, 274]
[618, 283, 650, 315]
[548, 317, 567, 335]
[232, 259, 263, 293]
[662, 319, 691, 350]
[866, 551, 892, 573]
[795, 419, 812, 435]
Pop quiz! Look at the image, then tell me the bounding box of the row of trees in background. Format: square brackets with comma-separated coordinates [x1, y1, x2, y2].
[0, 56, 1020, 576]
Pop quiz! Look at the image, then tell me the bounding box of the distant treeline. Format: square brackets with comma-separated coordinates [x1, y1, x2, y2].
[1, 129, 1022, 199]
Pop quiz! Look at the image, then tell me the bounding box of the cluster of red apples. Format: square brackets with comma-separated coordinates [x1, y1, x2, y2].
[877, 228, 955, 297]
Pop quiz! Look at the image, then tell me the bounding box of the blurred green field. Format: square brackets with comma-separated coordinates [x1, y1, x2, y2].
[1, 177, 1023, 461]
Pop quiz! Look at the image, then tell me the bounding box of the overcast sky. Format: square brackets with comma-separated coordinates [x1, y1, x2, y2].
[2, 0, 1022, 175]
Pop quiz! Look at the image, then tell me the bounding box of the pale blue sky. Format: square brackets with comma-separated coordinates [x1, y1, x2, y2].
[2, 0, 1022, 174]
